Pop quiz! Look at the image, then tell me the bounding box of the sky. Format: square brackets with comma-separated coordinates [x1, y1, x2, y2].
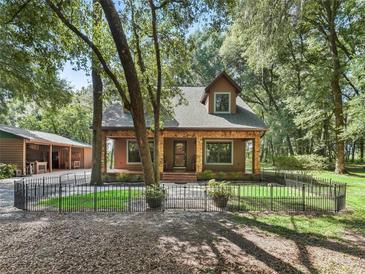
[60, 61, 90, 90]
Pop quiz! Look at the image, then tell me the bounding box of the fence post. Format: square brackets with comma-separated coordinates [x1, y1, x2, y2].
[270, 184, 273, 211]
[183, 186, 186, 211]
[162, 185, 166, 212]
[302, 184, 305, 211]
[238, 185, 241, 211]
[24, 181, 28, 211]
[74, 174, 77, 186]
[58, 176, 62, 213]
[42, 177, 45, 196]
[334, 184, 337, 212]
[93, 184, 97, 212]
[204, 186, 208, 212]
[128, 186, 132, 212]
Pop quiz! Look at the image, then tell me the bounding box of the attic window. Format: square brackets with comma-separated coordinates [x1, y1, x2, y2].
[214, 92, 231, 113]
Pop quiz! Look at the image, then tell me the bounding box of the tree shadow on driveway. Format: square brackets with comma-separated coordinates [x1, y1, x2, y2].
[157, 212, 365, 273]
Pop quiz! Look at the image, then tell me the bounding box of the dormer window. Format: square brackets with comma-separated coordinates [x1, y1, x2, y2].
[214, 92, 231, 113]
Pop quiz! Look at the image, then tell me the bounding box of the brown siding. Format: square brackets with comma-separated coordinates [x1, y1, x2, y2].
[102, 129, 263, 175]
[207, 76, 238, 114]
[0, 137, 25, 173]
[203, 139, 245, 172]
[113, 138, 143, 171]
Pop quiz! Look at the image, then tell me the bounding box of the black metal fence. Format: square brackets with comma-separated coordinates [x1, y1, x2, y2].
[13, 172, 346, 213]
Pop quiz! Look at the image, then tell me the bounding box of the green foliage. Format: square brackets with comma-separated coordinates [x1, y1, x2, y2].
[0, 163, 16, 179]
[115, 173, 144, 183]
[207, 179, 232, 199]
[274, 154, 328, 170]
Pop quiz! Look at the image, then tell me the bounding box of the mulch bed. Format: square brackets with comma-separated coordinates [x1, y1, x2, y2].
[0, 211, 364, 273]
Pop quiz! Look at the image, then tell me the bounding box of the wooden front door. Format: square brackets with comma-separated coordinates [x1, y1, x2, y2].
[173, 141, 187, 168]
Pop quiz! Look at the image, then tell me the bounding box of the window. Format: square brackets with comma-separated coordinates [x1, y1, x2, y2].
[205, 140, 233, 165]
[127, 140, 154, 164]
[214, 92, 231, 113]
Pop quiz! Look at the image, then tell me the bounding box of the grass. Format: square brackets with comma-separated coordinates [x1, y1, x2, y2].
[40, 189, 142, 210]
[235, 163, 365, 238]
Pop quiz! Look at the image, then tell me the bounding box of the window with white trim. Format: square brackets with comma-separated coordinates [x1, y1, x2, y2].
[127, 140, 154, 164]
[205, 140, 233, 164]
[214, 92, 231, 113]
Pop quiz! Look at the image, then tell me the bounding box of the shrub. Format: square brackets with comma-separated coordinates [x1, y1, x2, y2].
[273, 154, 328, 170]
[0, 163, 16, 179]
[116, 173, 143, 182]
[197, 170, 214, 180]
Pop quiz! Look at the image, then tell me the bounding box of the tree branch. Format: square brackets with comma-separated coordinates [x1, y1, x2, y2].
[5, 0, 32, 24]
[342, 72, 360, 96]
[45, 0, 130, 109]
[130, 0, 156, 108]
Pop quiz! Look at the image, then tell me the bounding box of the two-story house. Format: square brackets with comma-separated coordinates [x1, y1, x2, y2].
[101, 71, 267, 181]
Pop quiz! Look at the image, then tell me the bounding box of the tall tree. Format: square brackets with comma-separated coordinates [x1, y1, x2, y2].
[90, 1, 103, 185]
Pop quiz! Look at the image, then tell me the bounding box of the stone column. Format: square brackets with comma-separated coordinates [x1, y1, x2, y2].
[253, 136, 261, 174]
[158, 136, 164, 174]
[196, 136, 203, 173]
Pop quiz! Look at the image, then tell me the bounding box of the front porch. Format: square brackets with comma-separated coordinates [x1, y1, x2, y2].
[102, 129, 261, 179]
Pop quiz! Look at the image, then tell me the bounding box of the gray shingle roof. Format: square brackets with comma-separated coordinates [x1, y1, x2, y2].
[102, 87, 267, 130]
[0, 124, 91, 148]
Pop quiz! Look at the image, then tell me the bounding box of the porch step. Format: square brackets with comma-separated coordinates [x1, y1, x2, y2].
[162, 172, 197, 182]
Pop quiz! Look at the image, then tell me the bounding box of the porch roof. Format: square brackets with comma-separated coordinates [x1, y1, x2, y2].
[102, 87, 267, 131]
[0, 124, 91, 148]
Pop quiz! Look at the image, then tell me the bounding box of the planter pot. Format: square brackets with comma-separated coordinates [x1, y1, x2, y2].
[146, 197, 163, 209]
[213, 196, 229, 208]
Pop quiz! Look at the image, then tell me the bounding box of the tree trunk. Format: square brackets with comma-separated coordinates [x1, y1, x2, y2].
[351, 141, 355, 162]
[149, 0, 162, 183]
[286, 135, 294, 156]
[99, 0, 156, 185]
[324, 0, 345, 174]
[360, 138, 364, 162]
[90, 69, 103, 185]
[90, 1, 103, 186]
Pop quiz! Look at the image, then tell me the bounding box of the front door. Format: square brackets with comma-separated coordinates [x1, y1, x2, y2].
[174, 141, 187, 168]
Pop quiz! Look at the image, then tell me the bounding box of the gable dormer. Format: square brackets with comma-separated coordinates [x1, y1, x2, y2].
[200, 71, 241, 114]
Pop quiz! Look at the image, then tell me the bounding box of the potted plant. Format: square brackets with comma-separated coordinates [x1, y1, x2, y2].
[145, 185, 165, 209]
[208, 179, 232, 208]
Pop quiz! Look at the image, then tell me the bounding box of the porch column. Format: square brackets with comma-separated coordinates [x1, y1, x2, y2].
[68, 146, 72, 170]
[253, 136, 261, 175]
[158, 136, 164, 174]
[101, 133, 106, 173]
[196, 136, 203, 173]
[49, 145, 52, 172]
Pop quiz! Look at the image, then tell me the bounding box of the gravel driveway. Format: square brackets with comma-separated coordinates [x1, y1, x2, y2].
[0, 212, 364, 274]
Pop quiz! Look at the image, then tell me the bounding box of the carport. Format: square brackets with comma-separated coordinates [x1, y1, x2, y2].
[0, 125, 92, 175]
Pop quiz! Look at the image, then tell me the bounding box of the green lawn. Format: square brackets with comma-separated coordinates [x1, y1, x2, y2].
[235, 163, 365, 238]
[227, 184, 336, 212]
[40, 189, 142, 210]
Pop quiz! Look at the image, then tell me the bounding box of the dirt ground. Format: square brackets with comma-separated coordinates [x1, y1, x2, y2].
[0, 211, 364, 274]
